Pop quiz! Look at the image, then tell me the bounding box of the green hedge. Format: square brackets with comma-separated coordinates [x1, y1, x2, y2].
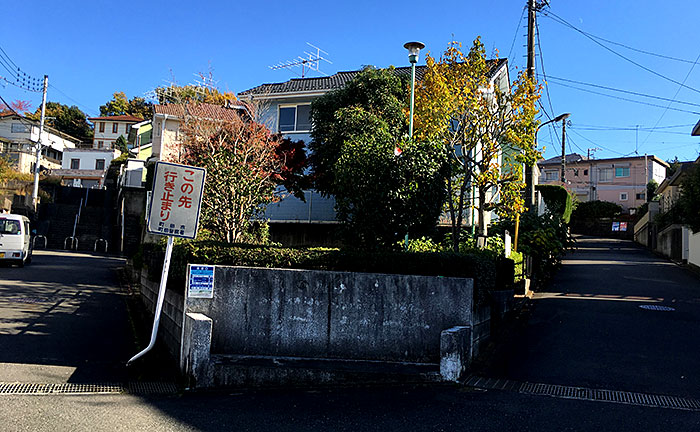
[536, 184, 573, 223]
[136, 240, 499, 305]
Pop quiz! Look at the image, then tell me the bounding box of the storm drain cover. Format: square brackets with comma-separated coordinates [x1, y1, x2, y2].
[0, 382, 178, 396]
[639, 305, 675, 311]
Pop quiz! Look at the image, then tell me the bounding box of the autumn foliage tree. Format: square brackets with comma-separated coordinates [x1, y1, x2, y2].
[178, 102, 307, 243]
[415, 38, 541, 250]
[100, 91, 152, 119]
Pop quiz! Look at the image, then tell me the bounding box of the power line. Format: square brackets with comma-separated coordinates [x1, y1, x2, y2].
[541, 9, 700, 95]
[535, 16, 557, 123]
[48, 83, 97, 117]
[547, 80, 700, 115]
[572, 123, 695, 130]
[568, 128, 627, 156]
[637, 51, 700, 153]
[546, 76, 700, 109]
[507, 5, 527, 72]
[0, 44, 42, 92]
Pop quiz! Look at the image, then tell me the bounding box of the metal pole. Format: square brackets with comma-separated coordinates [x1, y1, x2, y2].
[561, 120, 567, 184]
[32, 75, 48, 211]
[127, 235, 175, 365]
[409, 61, 416, 138]
[525, 0, 537, 208]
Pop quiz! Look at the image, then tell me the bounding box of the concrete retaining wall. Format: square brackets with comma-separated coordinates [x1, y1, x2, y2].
[185, 266, 474, 364]
[137, 270, 184, 359]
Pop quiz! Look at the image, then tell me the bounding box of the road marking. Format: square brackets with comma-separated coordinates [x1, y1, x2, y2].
[464, 376, 700, 411]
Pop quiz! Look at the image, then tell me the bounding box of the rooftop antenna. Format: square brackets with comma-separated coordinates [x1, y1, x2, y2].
[269, 43, 332, 78]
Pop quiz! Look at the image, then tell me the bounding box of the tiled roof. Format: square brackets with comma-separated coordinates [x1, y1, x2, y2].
[0, 111, 16, 118]
[538, 153, 587, 165]
[88, 115, 144, 122]
[238, 59, 507, 97]
[153, 102, 246, 122]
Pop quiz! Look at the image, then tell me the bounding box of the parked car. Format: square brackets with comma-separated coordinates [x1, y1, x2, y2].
[0, 213, 32, 267]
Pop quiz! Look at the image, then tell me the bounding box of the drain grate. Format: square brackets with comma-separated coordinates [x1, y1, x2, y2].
[464, 376, 700, 411]
[639, 304, 675, 311]
[0, 382, 178, 396]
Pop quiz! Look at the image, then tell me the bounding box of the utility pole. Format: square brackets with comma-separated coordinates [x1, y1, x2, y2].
[561, 119, 567, 184]
[525, 0, 537, 208]
[32, 75, 48, 212]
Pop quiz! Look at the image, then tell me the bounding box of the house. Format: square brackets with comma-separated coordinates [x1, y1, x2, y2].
[538, 153, 668, 212]
[648, 158, 700, 267]
[49, 147, 120, 188]
[87, 115, 143, 150]
[127, 119, 153, 152]
[237, 60, 511, 230]
[151, 102, 246, 162]
[0, 111, 79, 173]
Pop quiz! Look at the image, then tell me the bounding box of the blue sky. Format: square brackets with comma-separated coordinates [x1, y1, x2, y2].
[2, 0, 699, 162]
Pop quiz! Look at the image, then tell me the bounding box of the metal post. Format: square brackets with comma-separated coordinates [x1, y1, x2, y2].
[409, 61, 417, 138]
[561, 120, 567, 184]
[32, 75, 48, 211]
[525, 0, 537, 208]
[127, 235, 175, 365]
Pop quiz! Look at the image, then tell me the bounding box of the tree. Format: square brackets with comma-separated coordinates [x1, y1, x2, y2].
[177, 102, 307, 243]
[100, 92, 152, 119]
[415, 38, 541, 250]
[310, 67, 446, 248]
[0, 99, 31, 113]
[25, 102, 93, 143]
[646, 179, 659, 202]
[678, 163, 700, 233]
[667, 156, 682, 177]
[114, 135, 128, 154]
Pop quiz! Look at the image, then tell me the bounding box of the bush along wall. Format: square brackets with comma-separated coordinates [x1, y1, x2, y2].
[135, 240, 500, 306]
[536, 184, 573, 223]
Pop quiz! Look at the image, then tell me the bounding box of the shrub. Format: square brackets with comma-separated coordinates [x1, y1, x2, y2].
[138, 240, 499, 305]
[536, 184, 573, 223]
[571, 200, 622, 221]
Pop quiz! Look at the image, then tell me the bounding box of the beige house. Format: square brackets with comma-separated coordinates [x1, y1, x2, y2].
[0, 112, 79, 173]
[151, 103, 246, 162]
[88, 115, 143, 150]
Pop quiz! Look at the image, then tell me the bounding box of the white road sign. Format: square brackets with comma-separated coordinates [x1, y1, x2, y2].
[147, 161, 206, 239]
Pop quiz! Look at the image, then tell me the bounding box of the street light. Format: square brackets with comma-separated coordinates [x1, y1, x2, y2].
[404, 41, 425, 138]
[536, 112, 570, 184]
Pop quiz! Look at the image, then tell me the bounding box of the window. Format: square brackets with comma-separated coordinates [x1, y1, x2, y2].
[544, 170, 558, 181]
[615, 167, 630, 177]
[278, 104, 312, 132]
[95, 159, 105, 170]
[583, 169, 588, 175]
[636, 192, 645, 200]
[70, 159, 80, 169]
[11, 122, 29, 133]
[0, 219, 21, 235]
[573, 169, 579, 177]
[99, 122, 105, 133]
[620, 192, 628, 201]
[112, 123, 118, 133]
[599, 168, 613, 182]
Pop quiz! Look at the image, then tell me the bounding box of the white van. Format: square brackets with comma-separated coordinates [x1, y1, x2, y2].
[0, 213, 32, 267]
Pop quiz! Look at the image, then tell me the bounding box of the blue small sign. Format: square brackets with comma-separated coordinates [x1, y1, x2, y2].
[188, 265, 215, 298]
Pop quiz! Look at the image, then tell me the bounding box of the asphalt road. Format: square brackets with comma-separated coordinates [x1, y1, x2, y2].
[482, 236, 700, 399]
[0, 250, 133, 383]
[1, 241, 700, 431]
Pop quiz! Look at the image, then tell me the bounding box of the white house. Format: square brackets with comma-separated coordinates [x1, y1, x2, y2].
[49, 148, 120, 188]
[0, 112, 78, 173]
[88, 115, 144, 150]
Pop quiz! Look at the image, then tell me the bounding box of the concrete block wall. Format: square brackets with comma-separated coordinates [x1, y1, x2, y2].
[139, 272, 184, 360]
[185, 266, 474, 364]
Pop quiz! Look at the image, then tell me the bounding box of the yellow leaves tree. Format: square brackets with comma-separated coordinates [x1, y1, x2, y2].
[415, 38, 541, 250]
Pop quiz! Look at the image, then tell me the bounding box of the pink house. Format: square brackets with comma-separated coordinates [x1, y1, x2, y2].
[537, 153, 668, 212]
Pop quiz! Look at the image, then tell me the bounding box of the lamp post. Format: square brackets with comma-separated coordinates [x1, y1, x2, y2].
[516, 112, 570, 252]
[404, 41, 424, 138]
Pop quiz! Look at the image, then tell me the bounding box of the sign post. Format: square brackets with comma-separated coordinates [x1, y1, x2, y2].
[127, 161, 206, 366]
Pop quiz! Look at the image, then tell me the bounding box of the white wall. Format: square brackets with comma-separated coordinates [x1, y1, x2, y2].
[61, 149, 119, 170]
[689, 230, 700, 269]
[0, 117, 77, 152]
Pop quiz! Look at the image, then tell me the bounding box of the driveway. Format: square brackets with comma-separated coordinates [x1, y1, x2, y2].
[482, 236, 700, 399]
[0, 250, 133, 383]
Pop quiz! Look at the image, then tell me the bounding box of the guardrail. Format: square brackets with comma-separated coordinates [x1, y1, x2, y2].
[94, 238, 108, 253]
[64, 236, 78, 251]
[33, 235, 47, 249]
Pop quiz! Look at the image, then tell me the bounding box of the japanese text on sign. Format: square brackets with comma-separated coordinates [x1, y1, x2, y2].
[147, 161, 206, 239]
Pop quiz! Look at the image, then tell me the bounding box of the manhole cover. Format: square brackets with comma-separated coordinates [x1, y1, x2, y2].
[639, 305, 675, 311]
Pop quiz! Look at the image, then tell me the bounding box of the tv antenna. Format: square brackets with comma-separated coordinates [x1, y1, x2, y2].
[269, 43, 332, 78]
